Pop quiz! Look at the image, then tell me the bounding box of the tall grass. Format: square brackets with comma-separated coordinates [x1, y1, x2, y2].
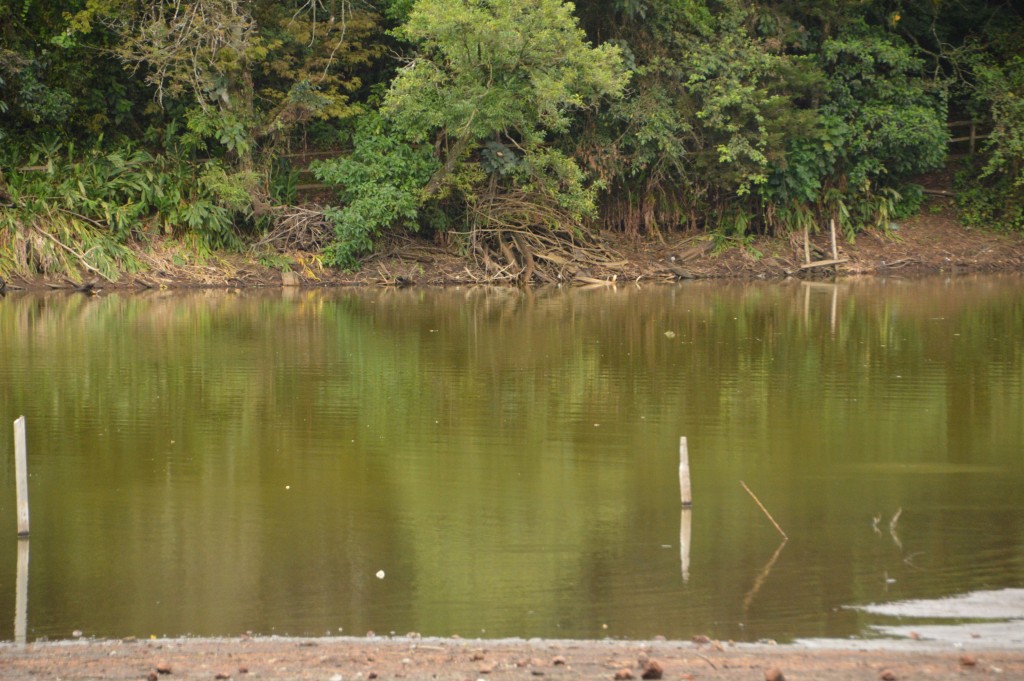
[0, 141, 251, 282]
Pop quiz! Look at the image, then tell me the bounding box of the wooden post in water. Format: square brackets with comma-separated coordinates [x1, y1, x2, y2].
[679, 436, 692, 507]
[14, 416, 29, 537]
[14, 539, 29, 645]
[829, 218, 838, 261]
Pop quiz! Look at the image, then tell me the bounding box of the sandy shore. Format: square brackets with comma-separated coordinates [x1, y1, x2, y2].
[2, 635, 1022, 681]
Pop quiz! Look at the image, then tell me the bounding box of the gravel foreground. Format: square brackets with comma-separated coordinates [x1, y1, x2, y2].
[2, 636, 1022, 681]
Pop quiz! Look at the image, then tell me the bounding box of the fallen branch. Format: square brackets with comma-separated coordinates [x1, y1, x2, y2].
[576, 276, 614, 286]
[800, 258, 847, 270]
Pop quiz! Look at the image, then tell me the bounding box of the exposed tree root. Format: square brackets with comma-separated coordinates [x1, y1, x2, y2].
[465, 190, 632, 285]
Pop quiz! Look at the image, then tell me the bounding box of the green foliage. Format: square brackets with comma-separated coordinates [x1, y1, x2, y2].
[387, 0, 627, 143]
[818, 28, 948, 184]
[682, 15, 796, 198]
[186, 108, 253, 157]
[383, 0, 627, 213]
[255, 250, 295, 271]
[955, 32, 1024, 232]
[0, 142, 143, 280]
[2, 0, 1024, 274]
[311, 113, 440, 269]
[269, 159, 300, 205]
[583, 0, 950, 240]
[0, 138, 260, 279]
[312, 0, 628, 269]
[583, 0, 811, 235]
[957, 161, 1024, 232]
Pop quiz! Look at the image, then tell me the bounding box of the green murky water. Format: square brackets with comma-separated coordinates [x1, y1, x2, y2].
[1, 276, 1022, 642]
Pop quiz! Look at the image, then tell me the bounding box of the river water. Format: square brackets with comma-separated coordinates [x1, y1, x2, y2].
[0, 276, 1022, 642]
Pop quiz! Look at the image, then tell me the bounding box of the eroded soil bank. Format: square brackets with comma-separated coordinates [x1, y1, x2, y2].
[2, 204, 1022, 292]
[2, 635, 1023, 681]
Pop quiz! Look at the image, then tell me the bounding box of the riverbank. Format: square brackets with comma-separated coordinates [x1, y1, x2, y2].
[2, 201, 1022, 292]
[0, 634, 1019, 679]
[2, 635, 1022, 681]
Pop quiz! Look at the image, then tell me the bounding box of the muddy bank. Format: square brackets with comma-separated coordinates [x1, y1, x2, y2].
[1, 635, 1022, 681]
[2, 205, 1022, 292]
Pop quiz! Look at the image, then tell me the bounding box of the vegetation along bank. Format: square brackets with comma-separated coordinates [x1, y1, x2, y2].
[1, 0, 1023, 289]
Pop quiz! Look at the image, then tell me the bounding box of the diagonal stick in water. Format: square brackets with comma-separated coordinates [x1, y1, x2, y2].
[740, 480, 788, 540]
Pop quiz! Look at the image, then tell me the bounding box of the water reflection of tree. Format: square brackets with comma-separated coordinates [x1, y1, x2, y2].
[0, 279, 1021, 639]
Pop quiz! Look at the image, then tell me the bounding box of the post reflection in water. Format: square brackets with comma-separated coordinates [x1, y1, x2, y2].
[15, 539, 28, 645]
[679, 509, 691, 584]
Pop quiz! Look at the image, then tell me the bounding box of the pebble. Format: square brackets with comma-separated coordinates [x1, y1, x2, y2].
[551, 656, 566, 666]
[691, 635, 711, 645]
[147, 673, 159, 681]
[960, 654, 978, 667]
[879, 670, 897, 681]
[614, 669, 634, 680]
[214, 673, 231, 680]
[156, 662, 172, 675]
[764, 668, 785, 681]
[640, 660, 663, 679]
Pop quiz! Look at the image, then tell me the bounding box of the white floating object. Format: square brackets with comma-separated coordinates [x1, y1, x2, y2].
[376, 570, 386, 579]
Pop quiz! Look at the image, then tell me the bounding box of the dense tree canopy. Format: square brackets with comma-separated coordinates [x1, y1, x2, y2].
[1, 0, 1022, 279]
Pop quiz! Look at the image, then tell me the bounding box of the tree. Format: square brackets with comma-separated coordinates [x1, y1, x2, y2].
[315, 0, 629, 270]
